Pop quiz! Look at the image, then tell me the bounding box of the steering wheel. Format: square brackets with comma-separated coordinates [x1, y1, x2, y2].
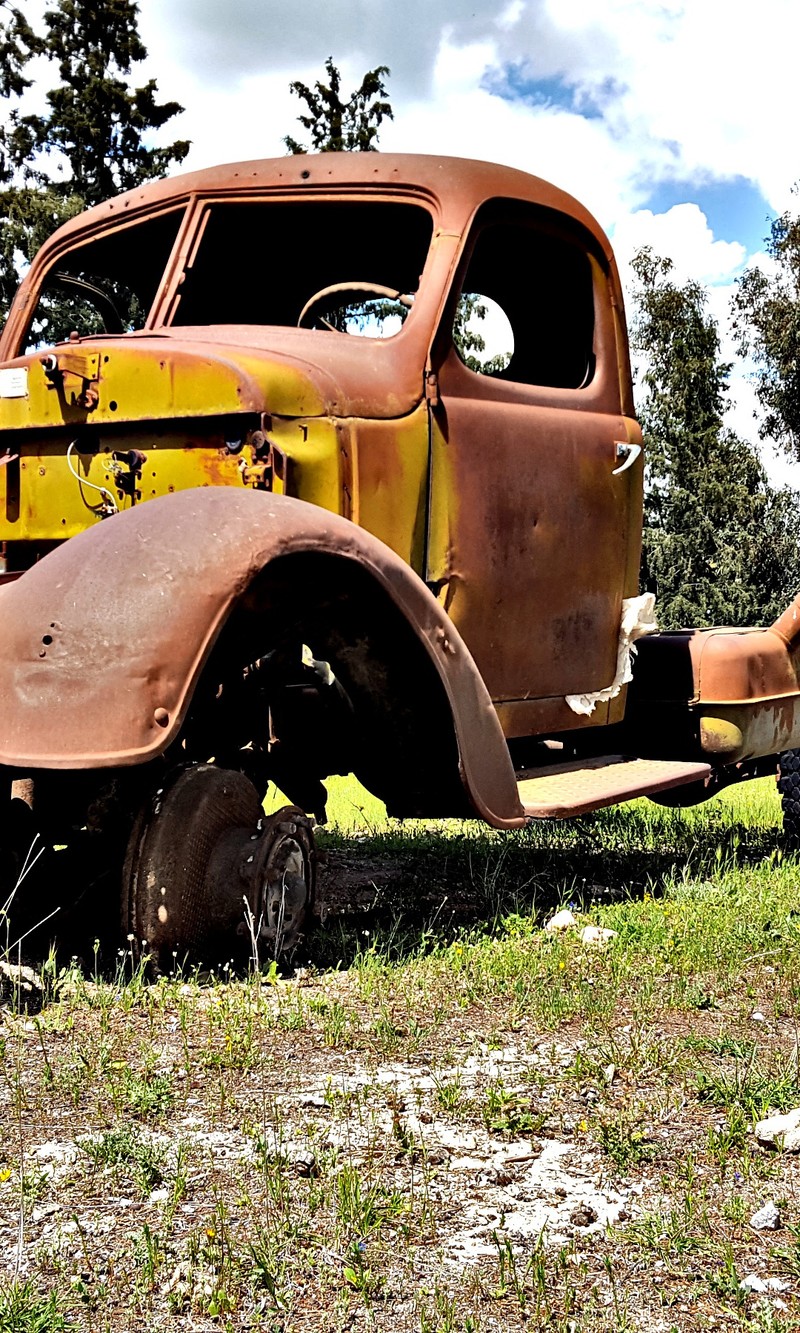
[297, 281, 412, 330]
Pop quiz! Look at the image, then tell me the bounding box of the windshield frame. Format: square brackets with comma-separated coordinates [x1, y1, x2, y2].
[9, 201, 194, 358]
[153, 186, 437, 342]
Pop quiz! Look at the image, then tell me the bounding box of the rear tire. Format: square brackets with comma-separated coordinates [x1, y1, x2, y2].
[778, 750, 800, 848]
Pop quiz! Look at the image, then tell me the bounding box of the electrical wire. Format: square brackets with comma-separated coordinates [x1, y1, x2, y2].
[66, 440, 119, 516]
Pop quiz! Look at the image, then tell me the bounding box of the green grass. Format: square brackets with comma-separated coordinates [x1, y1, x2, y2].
[0, 1280, 65, 1332]
[4, 771, 800, 1330]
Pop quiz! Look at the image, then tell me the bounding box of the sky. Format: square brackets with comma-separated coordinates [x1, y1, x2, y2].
[19, 0, 800, 480]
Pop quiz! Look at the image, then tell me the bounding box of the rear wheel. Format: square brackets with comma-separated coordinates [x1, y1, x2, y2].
[778, 750, 800, 848]
[0, 771, 150, 961]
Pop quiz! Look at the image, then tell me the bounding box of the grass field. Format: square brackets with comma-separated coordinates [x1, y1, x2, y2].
[1, 775, 800, 1331]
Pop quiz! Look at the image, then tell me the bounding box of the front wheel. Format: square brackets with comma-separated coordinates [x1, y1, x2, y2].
[122, 764, 316, 973]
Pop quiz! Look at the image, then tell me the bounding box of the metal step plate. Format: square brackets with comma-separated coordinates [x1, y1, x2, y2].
[517, 754, 712, 819]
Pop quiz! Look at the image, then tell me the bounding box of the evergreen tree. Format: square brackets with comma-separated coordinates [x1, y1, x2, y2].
[733, 197, 800, 458]
[0, 3, 39, 106]
[285, 57, 393, 154]
[10, 0, 189, 205]
[0, 0, 189, 325]
[0, 1, 40, 178]
[632, 247, 800, 629]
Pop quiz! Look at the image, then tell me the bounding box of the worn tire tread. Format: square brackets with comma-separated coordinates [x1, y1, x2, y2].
[778, 750, 800, 848]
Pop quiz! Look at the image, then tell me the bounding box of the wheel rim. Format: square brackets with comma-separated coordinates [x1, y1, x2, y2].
[251, 808, 316, 957]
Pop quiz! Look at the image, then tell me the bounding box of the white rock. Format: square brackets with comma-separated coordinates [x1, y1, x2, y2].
[579, 926, 618, 946]
[34, 1141, 78, 1167]
[751, 1010, 766, 1022]
[750, 1201, 781, 1230]
[544, 909, 577, 933]
[0, 960, 44, 1010]
[755, 1108, 800, 1152]
[449, 1155, 489, 1173]
[740, 1274, 768, 1294]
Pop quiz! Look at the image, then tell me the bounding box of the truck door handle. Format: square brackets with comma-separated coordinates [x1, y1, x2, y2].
[612, 441, 641, 475]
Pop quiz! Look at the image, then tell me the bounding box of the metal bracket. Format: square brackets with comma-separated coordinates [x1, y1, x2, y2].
[41, 350, 101, 410]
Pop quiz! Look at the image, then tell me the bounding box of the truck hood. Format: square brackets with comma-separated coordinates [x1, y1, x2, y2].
[0, 324, 426, 430]
[0, 333, 347, 431]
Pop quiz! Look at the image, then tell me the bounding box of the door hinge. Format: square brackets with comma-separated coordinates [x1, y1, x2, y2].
[424, 370, 439, 408]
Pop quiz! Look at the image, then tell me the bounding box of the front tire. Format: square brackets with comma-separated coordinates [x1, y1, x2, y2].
[122, 765, 316, 973]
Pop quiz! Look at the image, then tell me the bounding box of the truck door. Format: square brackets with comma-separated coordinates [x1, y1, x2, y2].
[425, 199, 642, 727]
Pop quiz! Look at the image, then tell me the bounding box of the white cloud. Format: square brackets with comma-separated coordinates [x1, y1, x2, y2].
[15, 0, 800, 479]
[15, 0, 798, 226]
[126, 0, 800, 252]
[612, 204, 747, 291]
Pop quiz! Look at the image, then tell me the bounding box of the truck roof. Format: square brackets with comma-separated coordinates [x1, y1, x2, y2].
[52, 152, 614, 261]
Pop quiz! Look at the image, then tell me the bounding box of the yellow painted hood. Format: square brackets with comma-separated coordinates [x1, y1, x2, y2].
[0, 333, 341, 431]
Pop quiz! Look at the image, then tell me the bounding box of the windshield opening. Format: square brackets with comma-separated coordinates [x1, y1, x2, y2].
[170, 199, 433, 333]
[24, 209, 185, 353]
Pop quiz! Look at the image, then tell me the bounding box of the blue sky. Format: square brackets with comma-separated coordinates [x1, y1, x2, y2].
[642, 179, 773, 254]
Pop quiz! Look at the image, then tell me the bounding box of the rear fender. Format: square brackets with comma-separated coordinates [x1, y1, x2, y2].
[0, 488, 525, 828]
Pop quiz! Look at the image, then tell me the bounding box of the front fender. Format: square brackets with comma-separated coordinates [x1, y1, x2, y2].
[0, 488, 525, 827]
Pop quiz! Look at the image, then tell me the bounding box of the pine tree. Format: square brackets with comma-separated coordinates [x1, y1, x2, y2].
[284, 57, 393, 154]
[0, 2, 39, 103]
[0, 0, 189, 324]
[632, 247, 800, 629]
[0, 1, 41, 177]
[11, 0, 189, 206]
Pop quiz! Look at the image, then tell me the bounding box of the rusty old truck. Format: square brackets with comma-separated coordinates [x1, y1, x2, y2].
[0, 152, 798, 966]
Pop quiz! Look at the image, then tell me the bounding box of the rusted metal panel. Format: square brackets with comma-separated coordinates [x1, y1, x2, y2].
[494, 694, 611, 736]
[0, 486, 527, 827]
[350, 403, 429, 576]
[0, 427, 247, 540]
[426, 391, 640, 707]
[0, 154, 618, 354]
[630, 621, 800, 764]
[0, 155, 625, 428]
[636, 626, 800, 709]
[423, 197, 641, 720]
[0, 339, 332, 430]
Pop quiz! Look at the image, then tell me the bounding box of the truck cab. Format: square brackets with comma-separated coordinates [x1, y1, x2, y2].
[0, 155, 641, 733]
[0, 154, 796, 964]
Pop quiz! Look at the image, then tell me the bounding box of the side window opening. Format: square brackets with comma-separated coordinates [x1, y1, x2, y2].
[23, 210, 185, 353]
[453, 293, 513, 374]
[452, 207, 596, 390]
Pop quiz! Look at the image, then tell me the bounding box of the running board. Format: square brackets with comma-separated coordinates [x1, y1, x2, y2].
[517, 755, 712, 819]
